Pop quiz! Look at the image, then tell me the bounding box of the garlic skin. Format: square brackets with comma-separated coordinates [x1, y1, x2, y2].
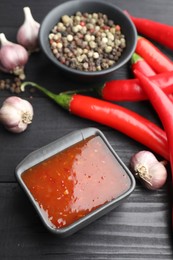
[0, 96, 33, 133]
[0, 33, 29, 79]
[130, 150, 167, 190]
[17, 7, 40, 52]
[0, 50, 8, 73]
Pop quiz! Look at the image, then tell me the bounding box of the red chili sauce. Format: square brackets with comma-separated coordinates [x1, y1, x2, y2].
[22, 135, 131, 229]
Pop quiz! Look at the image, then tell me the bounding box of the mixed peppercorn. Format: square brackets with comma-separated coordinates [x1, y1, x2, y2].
[0, 77, 22, 93]
[49, 12, 126, 72]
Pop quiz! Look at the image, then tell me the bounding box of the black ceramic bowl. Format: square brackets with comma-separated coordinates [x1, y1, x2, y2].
[15, 128, 135, 237]
[39, 0, 137, 83]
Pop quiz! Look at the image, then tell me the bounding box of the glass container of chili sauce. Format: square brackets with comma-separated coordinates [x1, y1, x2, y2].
[15, 128, 135, 237]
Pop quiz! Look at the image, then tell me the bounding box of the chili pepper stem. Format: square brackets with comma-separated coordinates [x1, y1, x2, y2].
[62, 87, 94, 95]
[21, 81, 102, 100]
[21, 81, 72, 110]
[131, 52, 156, 77]
[62, 86, 107, 99]
[131, 52, 143, 64]
[62, 85, 105, 97]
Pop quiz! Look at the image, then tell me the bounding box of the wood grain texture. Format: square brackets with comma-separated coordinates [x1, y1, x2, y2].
[0, 184, 172, 260]
[0, 0, 173, 259]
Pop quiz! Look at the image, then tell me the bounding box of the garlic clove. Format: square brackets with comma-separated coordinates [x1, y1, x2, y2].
[0, 105, 21, 127]
[131, 150, 157, 172]
[146, 162, 167, 190]
[0, 96, 34, 133]
[0, 61, 9, 73]
[0, 33, 29, 79]
[4, 96, 33, 114]
[6, 120, 28, 133]
[17, 7, 40, 52]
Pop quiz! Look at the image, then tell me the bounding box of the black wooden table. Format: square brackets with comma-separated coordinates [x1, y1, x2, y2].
[0, 0, 173, 259]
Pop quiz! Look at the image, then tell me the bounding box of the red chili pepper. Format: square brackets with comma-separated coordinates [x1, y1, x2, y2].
[168, 94, 173, 103]
[134, 70, 173, 228]
[131, 53, 156, 77]
[98, 71, 173, 102]
[125, 11, 173, 50]
[135, 37, 173, 73]
[131, 51, 173, 103]
[21, 82, 169, 160]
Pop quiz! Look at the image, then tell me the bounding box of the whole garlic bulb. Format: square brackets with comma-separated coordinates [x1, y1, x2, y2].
[0, 33, 29, 79]
[0, 96, 34, 133]
[17, 7, 40, 52]
[130, 150, 167, 190]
